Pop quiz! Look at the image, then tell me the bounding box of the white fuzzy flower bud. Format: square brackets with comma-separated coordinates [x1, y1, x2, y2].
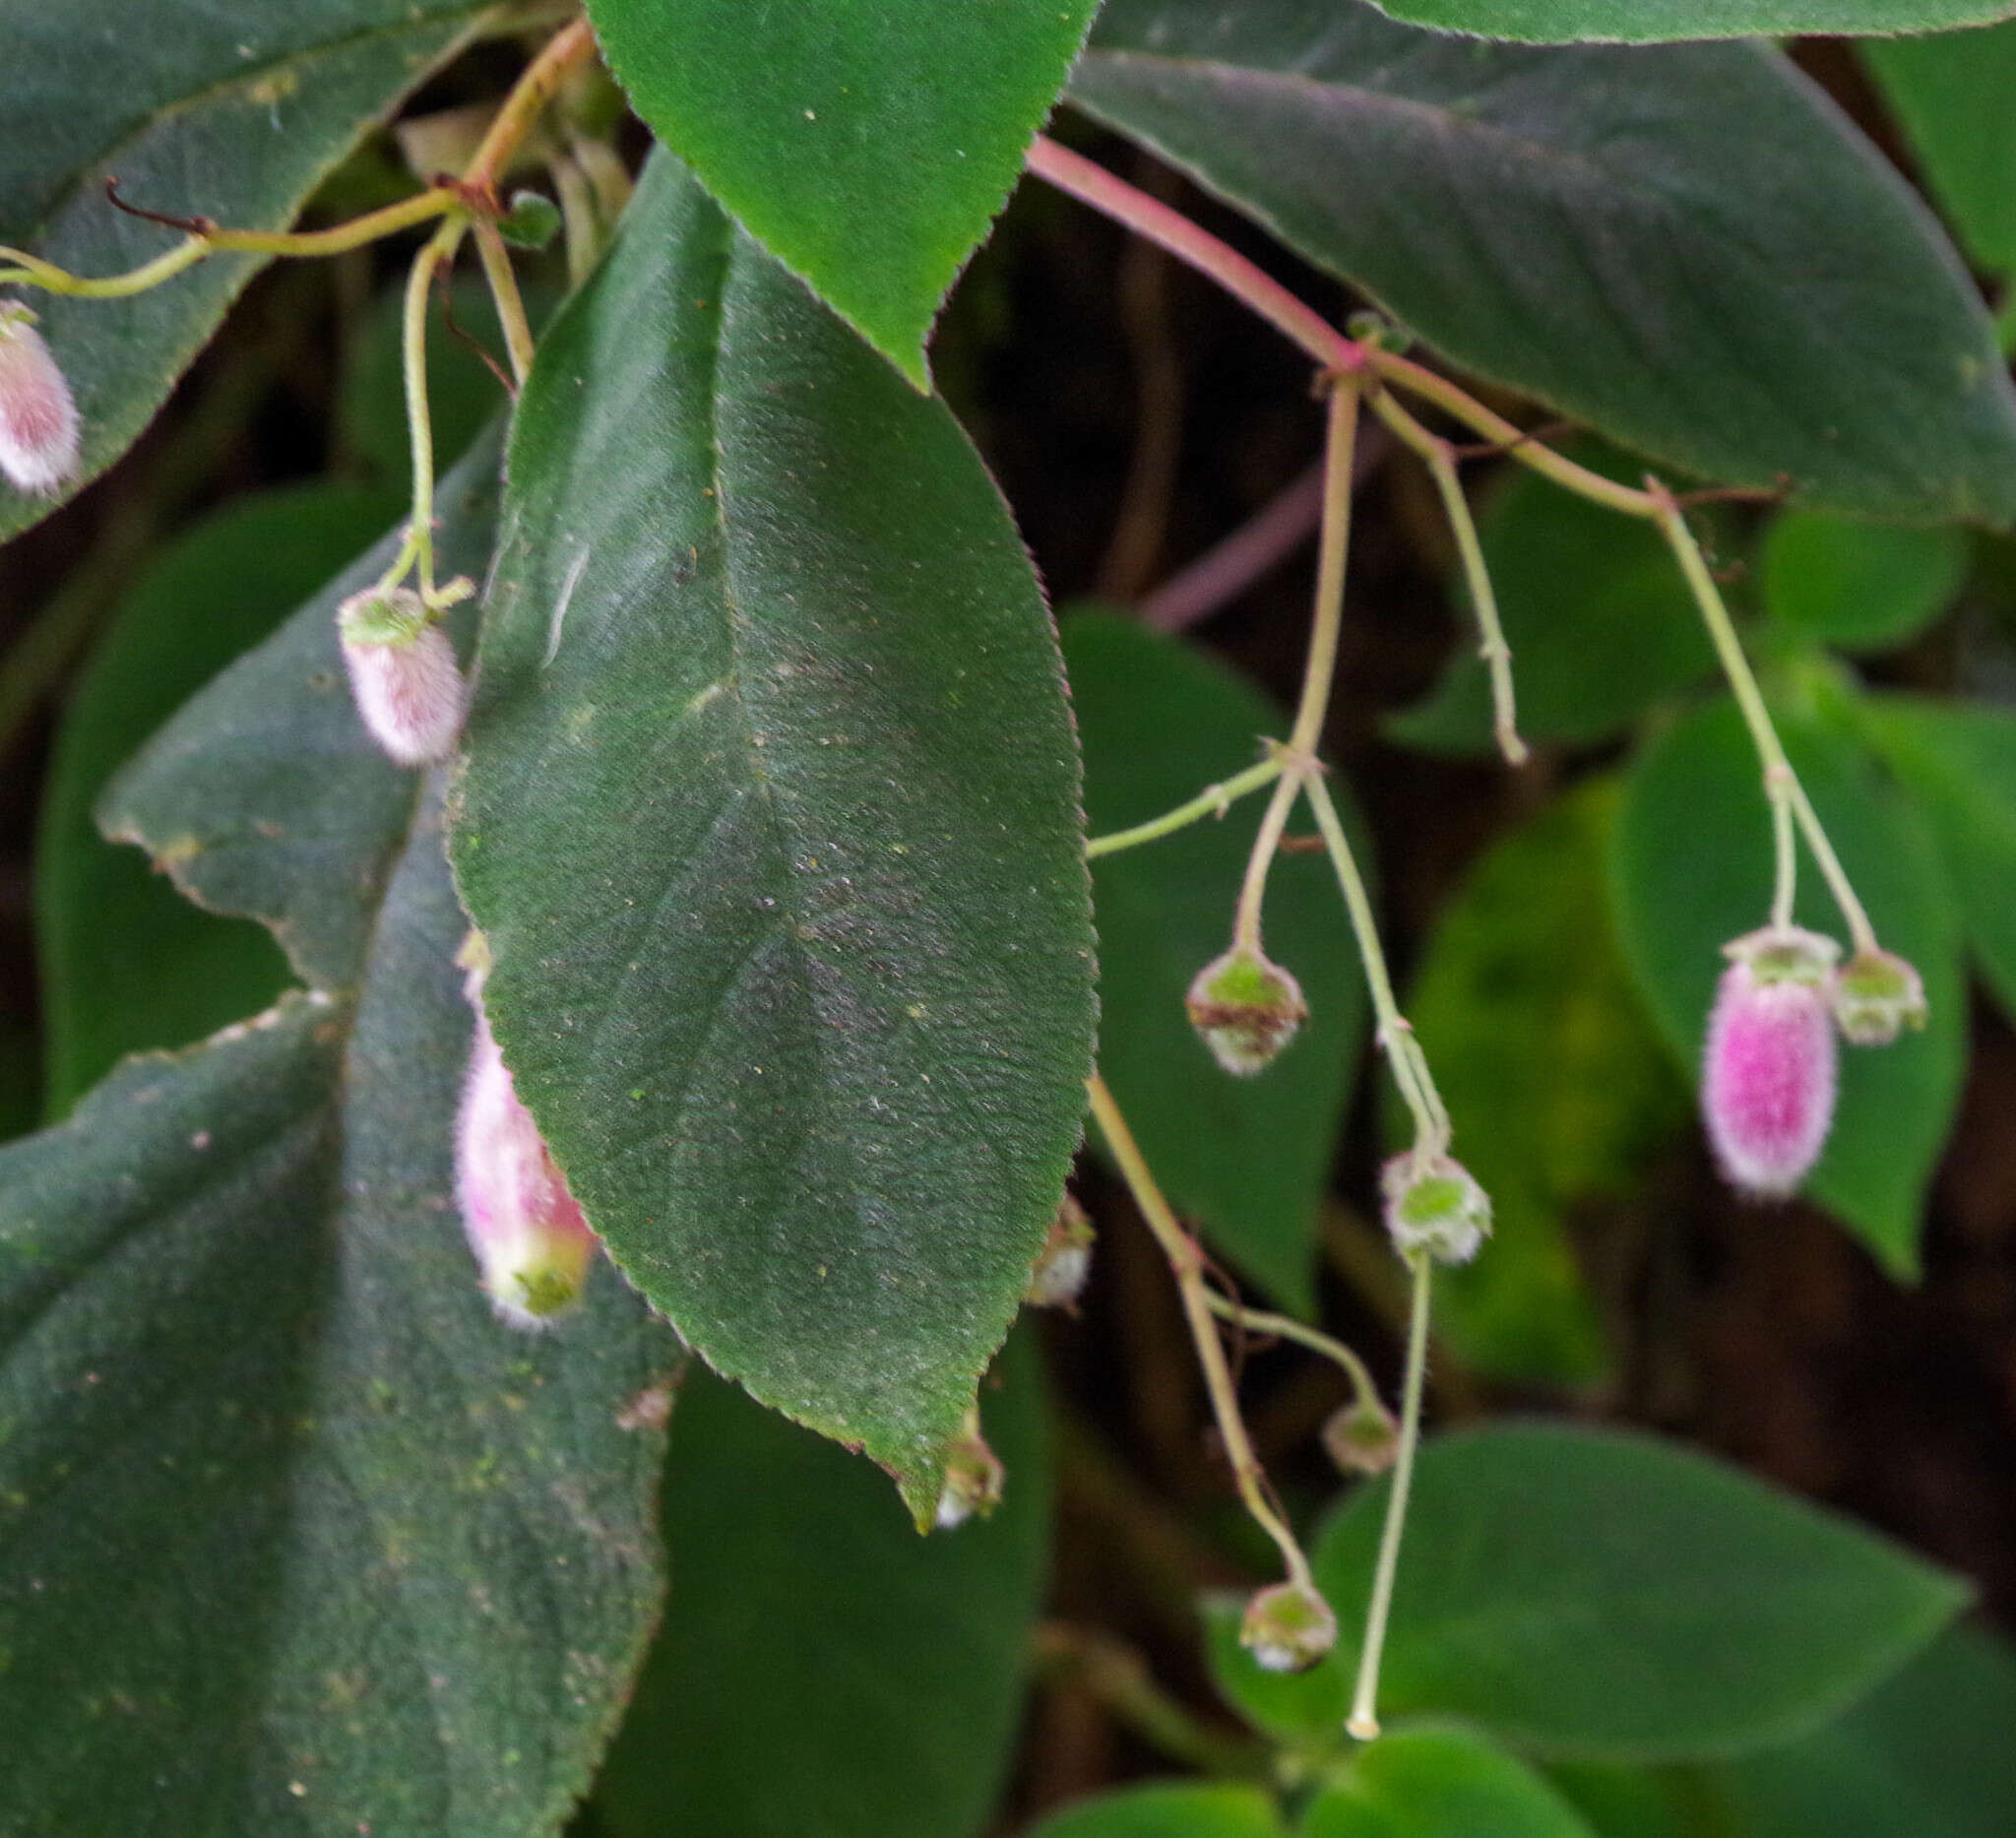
[0, 302, 80, 494]
[337, 586, 465, 767]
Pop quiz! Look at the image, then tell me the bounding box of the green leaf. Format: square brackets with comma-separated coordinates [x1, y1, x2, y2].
[1, 441, 679, 1836]
[0, 0, 489, 543]
[1028, 1784, 1288, 1838]
[34, 480, 399, 1116]
[1406, 779, 1687, 1385]
[580, 0, 1101, 387]
[1864, 23, 2016, 280]
[1072, 3, 2016, 525]
[1609, 694, 1966, 1275]
[1858, 696, 2016, 1025]
[1718, 1623, 2016, 1838]
[1760, 512, 1969, 655]
[1069, 610, 1363, 1312]
[1389, 456, 1712, 757]
[452, 154, 1096, 1518]
[1361, 1, 2016, 40]
[593, 1335, 1050, 1838]
[1542, 1765, 1697, 1838]
[1295, 1424, 1969, 1761]
[1301, 1727, 1600, 1838]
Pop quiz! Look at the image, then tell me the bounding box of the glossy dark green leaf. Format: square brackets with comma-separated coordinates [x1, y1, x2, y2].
[1069, 611, 1363, 1313]
[452, 154, 1096, 1518]
[1073, 2, 2016, 525]
[1406, 780, 1686, 1384]
[0, 0, 489, 543]
[1, 442, 679, 1837]
[34, 480, 398, 1116]
[1609, 695, 1965, 1275]
[1364, 1, 2016, 39]
[1028, 1785, 1288, 1838]
[1291, 1425, 1969, 1761]
[1864, 24, 2016, 281]
[1858, 696, 2016, 1024]
[1718, 1624, 2016, 1838]
[580, 0, 1101, 387]
[1760, 512, 1969, 655]
[1389, 456, 1712, 755]
[1301, 1727, 1599, 1838]
[594, 1336, 1049, 1838]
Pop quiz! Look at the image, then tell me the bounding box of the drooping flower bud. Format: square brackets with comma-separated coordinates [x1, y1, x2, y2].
[1381, 1152, 1491, 1265]
[1025, 1191, 1096, 1308]
[0, 302, 80, 494]
[1321, 1396, 1400, 1477]
[455, 1005, 598, 1329]
[934, 1411, 1005, 1530]
[1186, 944, 1307, 1075]
[337, 586, 465, 767]
[1702, 924, 1840, 1200]
[1239, 1580, 1338, 1674]
[1832, 946, 1927, 1046]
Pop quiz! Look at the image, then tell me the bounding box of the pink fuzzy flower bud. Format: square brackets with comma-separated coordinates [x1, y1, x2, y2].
[455, 1004, 598, 1329]
[1024, 1191, 1095, 1308]
[1702, 925, 1840, 1200]
[1381, 1152, 1491, 1265]
[0, 302, 80, 494]
[934, 1411, 1006, 1530]
[1186, 944, 1307, 1075]
[1832, 947, 1927, 1046]
[337, 586, 465, 767]
[1240, 1580, 1338, 1673]
[1321, 1396, 1400, 1477]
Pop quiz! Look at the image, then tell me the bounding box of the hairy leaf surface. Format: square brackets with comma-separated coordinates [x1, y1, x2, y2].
[453, 154, 1096, 1516]
[1074, 0, 2016, 524]
[1364, 1, 2016, 39]
[581, 0, 1101, 386]
[0, 0, 489, 542]
[0, 446, 677, 1837]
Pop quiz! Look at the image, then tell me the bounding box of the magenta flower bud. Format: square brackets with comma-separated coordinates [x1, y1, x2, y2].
[1186, 944, 1307, 1075]
[934, 1412, 1005, 1530]
[1832, 947, 1927, 1046]
[1240, 1580, 1338, 1674]
[1381, 1152, 1491, 1266]
[337, 586, 465, 767]
[1024, 1191, 1095, 1308]
[454, 1006, 598, 1329]
[0, 302, 80, 494]
[1321, 1396, 1400, 1477]
[1702, 925, 1840, 1200]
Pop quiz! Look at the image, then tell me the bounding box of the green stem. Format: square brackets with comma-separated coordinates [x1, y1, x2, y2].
[1036, 1623, 1265, 1776]
[1087, 1073, 1317, 1594]
[1651, 487, 1876, 952]
[1348, 1252, 1433, 1742]
[384, 217, 469, 602]
[472, 220, 536, 386]
[1201, 1291, 1385, 1420]
[1086, 754, 1286, 859]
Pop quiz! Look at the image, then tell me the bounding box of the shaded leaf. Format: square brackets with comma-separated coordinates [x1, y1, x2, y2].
[1302, 1727, 1599, 1838]
[1390, 459, 1713, 756]
[452, 154, 1096, 1518]
[35, 480, 398, 1115]
[1364, 1, 2016, 40]
[1858, 695, 2016, 1024]
[0, 0, 488, 542]
[1609, 694, 1965, 1276]
[1407, 779, 1686, 1384]
[1291, 1424, 1969, 1761]
[1760, 512, 1969, 656]
[1200, 1589, 1352, 1745]
[1073, 2, 2016, 524]
[581, 0, 1101, 386]
[0, 442, 677, 1837]
[1070, 610, 1362, 1313]
[1028, 1785, 1288, 1838]
[594, 1336, 1049, 1838]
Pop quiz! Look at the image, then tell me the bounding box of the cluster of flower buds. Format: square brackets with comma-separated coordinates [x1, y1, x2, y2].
[336, 585, 467, 767]
[1381, 1151, 1491, 1265]
[0, 301, 79, 495]
[1239, 1579, 1338, 1673]
[1186, 943, 1307, 1076]
[455, 938, 600, 1329]
[1024, 1191, 1096, 1308]
[934, 1410, 1005, 1530]
[1701, 926, 1925, 1201]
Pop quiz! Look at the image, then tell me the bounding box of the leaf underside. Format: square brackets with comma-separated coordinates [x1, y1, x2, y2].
[1364, 0, 2016, 41]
